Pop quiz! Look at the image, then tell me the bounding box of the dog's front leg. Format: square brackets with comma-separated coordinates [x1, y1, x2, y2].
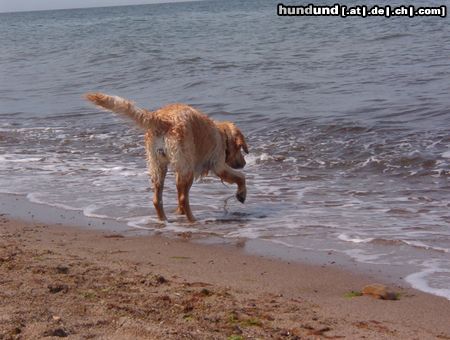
[217, 166, 246, 203]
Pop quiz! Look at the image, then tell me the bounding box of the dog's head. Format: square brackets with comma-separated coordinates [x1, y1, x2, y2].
[216, 121, 249, 169]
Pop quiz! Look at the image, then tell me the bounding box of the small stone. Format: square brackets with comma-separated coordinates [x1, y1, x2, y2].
[12, 326, 22, 335]
[232, 325, 243, 334]
[160, 295, 171, 302]
[43, 327, 69, 337]
[183, 302, 194, 313]
[52, 315, 61, 322]
[103, 234, 124, 238]
[200, 288, 212, 296]
[48, 283, 69, 294]
[154, 275, 167, 285]
[312, 326, 331, 335]
[56, 265, 69, 274]
[177, 231, 192, 239]
[280, 329, 290, 336]
[362, 283, 397, 300]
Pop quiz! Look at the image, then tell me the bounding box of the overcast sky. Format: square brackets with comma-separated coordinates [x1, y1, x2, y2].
[0, 0, 188, 13]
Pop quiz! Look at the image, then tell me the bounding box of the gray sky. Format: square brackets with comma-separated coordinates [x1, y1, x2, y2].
[0, 0, 188, 13]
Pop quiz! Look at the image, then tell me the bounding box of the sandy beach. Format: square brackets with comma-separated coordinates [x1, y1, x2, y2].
[1, 216, 449, 339]
[1, 1, 450, 339]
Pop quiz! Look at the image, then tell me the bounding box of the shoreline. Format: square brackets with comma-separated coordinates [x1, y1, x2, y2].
[1, 192, 445, 298]
[1, 215, 450, 337]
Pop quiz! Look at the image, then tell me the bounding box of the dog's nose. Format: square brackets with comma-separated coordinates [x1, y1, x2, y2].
[236, 160, 245, 169]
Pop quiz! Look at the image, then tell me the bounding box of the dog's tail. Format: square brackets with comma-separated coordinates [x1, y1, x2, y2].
[85, 92, 154, 129]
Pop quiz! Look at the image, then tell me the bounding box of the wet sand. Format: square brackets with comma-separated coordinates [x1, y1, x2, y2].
[1, 216, 449, 339]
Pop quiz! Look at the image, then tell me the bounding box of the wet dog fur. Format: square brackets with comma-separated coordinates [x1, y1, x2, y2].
[85, 93, 248, 222]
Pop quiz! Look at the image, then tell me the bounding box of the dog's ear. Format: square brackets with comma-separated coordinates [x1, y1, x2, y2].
[235, 129, 249, 154]
[216, 121, 248, 154]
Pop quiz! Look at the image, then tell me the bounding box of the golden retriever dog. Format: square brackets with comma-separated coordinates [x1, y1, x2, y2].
[85, 93, 248, 222]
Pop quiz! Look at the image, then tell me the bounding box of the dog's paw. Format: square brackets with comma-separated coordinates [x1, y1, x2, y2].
[236, 191, 246, 204]
[175, 207, 185, 215]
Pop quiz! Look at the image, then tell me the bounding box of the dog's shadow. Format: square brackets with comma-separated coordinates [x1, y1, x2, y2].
[208, 211, 268, 224]
[199, 196, 269, 225]
[133, 196, 274, 229]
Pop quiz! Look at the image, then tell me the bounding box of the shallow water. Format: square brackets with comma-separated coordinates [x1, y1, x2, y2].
[0, 0, 449, 299]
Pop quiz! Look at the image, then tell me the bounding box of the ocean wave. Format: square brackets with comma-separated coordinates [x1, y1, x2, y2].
[369, 33, 415, 42]
[246, 121, 449, 179]
[338, 233, 373, 244]
[338, 233, 449, 253]
[1, 0, 449, 301]
[83, 204, 114, 219]
[342, 248, 388, 263]
[0, 154, 44, 163]
[402, 240, 449, 254]
[405, 261, 450, 300]
[26, 192, 81, 212]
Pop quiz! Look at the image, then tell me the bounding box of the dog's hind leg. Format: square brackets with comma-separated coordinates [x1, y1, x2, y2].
[216, 166, 247, 204]
[145, 133, 169, 221]
[146, 155, 168, 221]
[151, 163, 168, 221]
[175, 177, 186, 216]
[175, 172, 195, 222]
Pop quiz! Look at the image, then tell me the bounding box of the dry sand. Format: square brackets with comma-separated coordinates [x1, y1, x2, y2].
[1, 216, 449, 339]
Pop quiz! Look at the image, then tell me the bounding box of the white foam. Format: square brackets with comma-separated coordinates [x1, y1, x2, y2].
[285, 156, 297, 163]
[102, 166, 126, 172]
[359, 155, 381, 168]
[267, 238, 308, 249]
[295, 187, 309, 199]
[0, 154, 43, 163]
[338, 233, 374, 244]
[343, 248, 386, 263]
[441, 150, 450, 158]
[403, 240, 449, 253]
[263, 238, 339, 253]
[126, 216, 159, 229]
[260, 153, 272, 161]
[26, 192, 80, 211]
[94, 133, 113, 140]
[429, 167, 449, 177]
[96, 166, 141, 177]
[405, 262, 450, 300]
[125, 215, 201, 233]
[241, 154, 257, 166]
[0, 189, 26, 195]
[164, 223, 200, 233]
[83, 204, 111, 219]
[225, 228, 262, 239]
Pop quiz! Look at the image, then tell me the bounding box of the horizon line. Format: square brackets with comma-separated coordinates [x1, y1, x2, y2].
[0, 0, 204, 14]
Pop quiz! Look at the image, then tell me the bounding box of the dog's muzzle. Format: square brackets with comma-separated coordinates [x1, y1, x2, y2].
[233, 159, 246, 169]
